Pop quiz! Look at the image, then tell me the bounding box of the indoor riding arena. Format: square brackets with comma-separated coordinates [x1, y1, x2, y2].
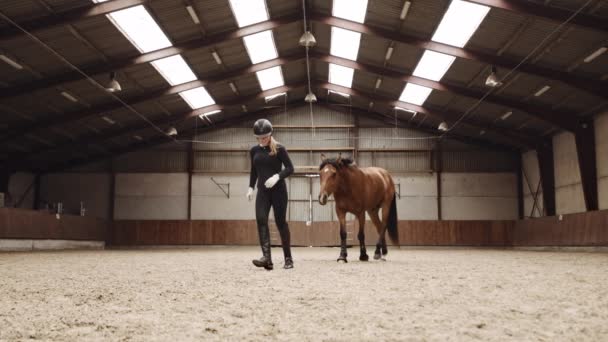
[1, 0, 607, 341]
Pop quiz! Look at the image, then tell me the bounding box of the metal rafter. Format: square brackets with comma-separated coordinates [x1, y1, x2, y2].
[311, 14, 607, 100]
[0, 0, 149, 40]
[466, 0, 608, 33]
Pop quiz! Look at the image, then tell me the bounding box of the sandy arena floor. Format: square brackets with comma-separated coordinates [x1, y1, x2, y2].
[1, 246, 607, 341]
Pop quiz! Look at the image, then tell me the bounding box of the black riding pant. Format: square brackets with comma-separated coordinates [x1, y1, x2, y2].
[255, 182, 291, 258]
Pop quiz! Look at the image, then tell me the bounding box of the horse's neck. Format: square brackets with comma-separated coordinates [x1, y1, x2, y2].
[336, 166, 363, 197]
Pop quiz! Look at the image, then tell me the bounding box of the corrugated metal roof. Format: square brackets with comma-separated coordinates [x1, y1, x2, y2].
[1, 0, 606, 170]
[147, 0, 202, 43]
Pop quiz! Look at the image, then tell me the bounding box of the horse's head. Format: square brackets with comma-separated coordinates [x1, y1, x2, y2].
[318, 153, 352, 205]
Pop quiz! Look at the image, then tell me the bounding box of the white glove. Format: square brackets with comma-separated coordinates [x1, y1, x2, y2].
[246, 187, 254, 201]
[264, 174, 280, 189]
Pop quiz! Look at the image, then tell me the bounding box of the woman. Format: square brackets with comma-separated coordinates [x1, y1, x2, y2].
[246, 118, 294, 270]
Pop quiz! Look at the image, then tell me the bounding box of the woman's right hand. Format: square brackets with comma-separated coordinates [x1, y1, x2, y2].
[246, 187, 254, 201]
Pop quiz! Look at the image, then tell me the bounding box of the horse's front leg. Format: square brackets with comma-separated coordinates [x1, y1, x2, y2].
[336, 208, 348, 263]
[357, 212, 368, 261]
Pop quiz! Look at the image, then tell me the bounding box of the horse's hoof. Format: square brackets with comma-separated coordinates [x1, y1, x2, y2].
[382, 247, 388, 255]
[359, 254, 369, 261]
[337, 257, 348, 263]
[373, 253, 381, 260]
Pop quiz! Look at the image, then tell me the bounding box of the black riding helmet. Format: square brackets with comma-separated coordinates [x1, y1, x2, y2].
[253, 118, 273, 138]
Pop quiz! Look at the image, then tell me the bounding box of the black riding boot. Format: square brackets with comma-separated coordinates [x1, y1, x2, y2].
[278, 225, 293, 269]
[253, 224, 273, 270]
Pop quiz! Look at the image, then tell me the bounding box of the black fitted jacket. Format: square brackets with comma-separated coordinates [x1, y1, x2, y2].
[249, 144, 294, 189]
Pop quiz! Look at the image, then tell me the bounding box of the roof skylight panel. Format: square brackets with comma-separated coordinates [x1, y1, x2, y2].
[256, 66, 285, 91]
[412, 50, 456, 82]
[332, 0, 368, 23]
[180, 87, 216, 109]
[328, 63, 355, 88]
[91, 0, 213, 110]
[243, 30, 279, 64]
[100, 5, 172, 53]
[228, 0, 269, 27]
[330, 27, 362, 61]
[431, 0, 490, 48]
[399, 83, 433, 106]
[151, 55, 198, 86]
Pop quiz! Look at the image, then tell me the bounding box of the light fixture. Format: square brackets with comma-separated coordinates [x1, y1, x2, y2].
[211, 51, 222, 65]
[485, 66, 502, 87]
[299, 31, 317, 47]
[438, 121, 449, 131]
[375, 77, 382, 89]
[0, 54, 23, 70]
[501, 111, 513, 120]
[368, 101, 374, 109]
[479, 130, 486, 135]
[229, 82, 239, 94]
[198, 110, 222, 119]
[395, 107, 417, 116]
[534, 85, 550, 97]
[265, 92, 286, 103]
[399, 1, 411, 20]
[305, 92, 317, 103]
[186, 5, 200, 24]
[101, 116, 116, 125]
[61, 91, 78, 102]
[385, 46, 394, 61]
[241, 105, 248, 112]
[106, 72, 122, 92]
[583, 46, 607, 63]
[166, 127, 178, 136]
[133, 135, 143, 141]
[328, 90, 350, 98]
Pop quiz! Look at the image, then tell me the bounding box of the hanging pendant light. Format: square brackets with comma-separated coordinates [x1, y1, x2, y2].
[304, 92, 317, 103]
[299, 31, 317, 47]
[106, 72, 122, 92]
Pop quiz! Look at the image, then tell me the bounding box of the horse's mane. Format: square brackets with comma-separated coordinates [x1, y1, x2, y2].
[319, 157, 354, 170]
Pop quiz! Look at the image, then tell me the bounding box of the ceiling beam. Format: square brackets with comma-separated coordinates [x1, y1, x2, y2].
[9, 84, 304, 169]
[466, 0, 608, 33]
[0, 14, 302, 100]
[38, 100, 517, 174]
[0, 0, 149, 40]
[0, 54, 303, 145]
[316, 82, 539, 148]
[312, 14, 607, 100]
[37, 104, 297, 173]
[2, 50, 577, 145]
[315, 53, 578, 131]
[9, 75, 540, 168]
[4, 12, 606, 104]
[323, 102, 517, 152]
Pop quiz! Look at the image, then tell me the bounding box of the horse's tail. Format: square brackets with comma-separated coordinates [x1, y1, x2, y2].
[387, 193, 399, 245]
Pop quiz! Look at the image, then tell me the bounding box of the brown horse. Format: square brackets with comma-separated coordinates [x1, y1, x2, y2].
[318, 154, 399, 262]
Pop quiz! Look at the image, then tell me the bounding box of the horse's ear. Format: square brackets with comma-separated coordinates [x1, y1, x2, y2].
[320, 153, 327, 162]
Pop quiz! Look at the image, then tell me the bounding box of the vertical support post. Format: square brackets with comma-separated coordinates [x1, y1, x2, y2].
[353, 115, 359, 162]
[34, 173, 41, 210]
[435, 141, 443, 220]
[537, 140, 556, 216]
[187, 142, 194, 220]
[574, 121, 598, 211]
[109, 159, 116, 221]
[516, 152, 524, 219]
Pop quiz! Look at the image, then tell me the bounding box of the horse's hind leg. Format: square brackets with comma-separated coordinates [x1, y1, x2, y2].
[357, 212, 368, 261]
[336, 208, 348, 263]
[379, 199, 392, 256]
[369, 209, 384, 260]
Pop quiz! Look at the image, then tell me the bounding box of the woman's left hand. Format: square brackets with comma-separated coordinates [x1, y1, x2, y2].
[264, 174, 280, 189]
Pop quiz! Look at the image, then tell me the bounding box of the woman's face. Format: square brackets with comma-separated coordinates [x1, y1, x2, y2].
[257, 135, 271, 146]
